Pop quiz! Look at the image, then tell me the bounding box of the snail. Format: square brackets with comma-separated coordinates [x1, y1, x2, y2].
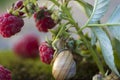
[92, 72, 120, 80]
[104, 72, 120, 80]
[52, 50, 76, 80]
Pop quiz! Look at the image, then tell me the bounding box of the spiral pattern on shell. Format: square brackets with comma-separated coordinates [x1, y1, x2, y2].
[52, 50, 76, 80]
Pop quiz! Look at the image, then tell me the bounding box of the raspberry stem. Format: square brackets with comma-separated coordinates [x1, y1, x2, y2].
[53, 1, 105, 74]
[51, 23, 68, 52]
[50, 0, 60, 7]
[80, 23, 120, 31]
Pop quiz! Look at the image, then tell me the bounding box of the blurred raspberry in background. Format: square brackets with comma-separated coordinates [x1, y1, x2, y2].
[13, 33, 40, 58]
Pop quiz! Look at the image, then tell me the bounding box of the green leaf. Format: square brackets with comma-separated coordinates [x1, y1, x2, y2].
[89, 0, 110, 23]
[91, 32, 97, 46]
[91, 27, 120, 76]
[114, 39, 120, 59]
[114, 50, 120, 70]
[76, 0, 119, 76]
[107, 5, 120, 41]
[107, 5, 120, 61]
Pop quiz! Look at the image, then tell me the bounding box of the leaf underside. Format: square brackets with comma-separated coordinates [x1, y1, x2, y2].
[75, 0, 120, 76]
[89, 0, 119, 76]
[91, 27, 120, 76]
[89, 0, 110, 23]
[108, 5, 120, 41]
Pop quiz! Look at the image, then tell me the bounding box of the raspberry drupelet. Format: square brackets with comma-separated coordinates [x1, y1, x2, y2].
[0, 13, 24, 38]
[0, 65, 11, 80]
[39, 42, 55, 64]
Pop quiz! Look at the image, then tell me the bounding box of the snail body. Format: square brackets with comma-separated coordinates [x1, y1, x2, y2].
[52, 50, 76, 80]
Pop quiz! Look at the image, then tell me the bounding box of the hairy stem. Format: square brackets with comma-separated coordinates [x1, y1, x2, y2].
[74, 23, 105, 74]
[50, 0, 105, 74]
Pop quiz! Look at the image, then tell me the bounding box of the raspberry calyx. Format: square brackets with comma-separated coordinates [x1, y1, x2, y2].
[34, 7, 56, 32]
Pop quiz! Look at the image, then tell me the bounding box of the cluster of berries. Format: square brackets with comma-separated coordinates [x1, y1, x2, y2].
[13, 33, 55, 64]
[0, 0, 56, 79]
[0, 0, 56, 38]
[0, 34, 55, 80]
[3, 0, 56, 63]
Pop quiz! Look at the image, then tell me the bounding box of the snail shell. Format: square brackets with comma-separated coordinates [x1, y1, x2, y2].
[52, 50, 76, 80]
[104, 72, 120, 80]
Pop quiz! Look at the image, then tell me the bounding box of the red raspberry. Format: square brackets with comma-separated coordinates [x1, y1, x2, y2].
[34, 7, 56, 32]
[36, 17, 56, 32]
[0, 13, 24, 38]
[39, 42, 55, 64]
[0, 65, 11, 80]
[13, 34, 40, 58]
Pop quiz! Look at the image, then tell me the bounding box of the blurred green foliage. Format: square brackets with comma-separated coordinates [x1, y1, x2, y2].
[1, 50, 119, 80]
[0, 50, 54, 80]
[0, 0, 16, 12]
[0, 50, 100, 80]
[0, 0, 15, 6]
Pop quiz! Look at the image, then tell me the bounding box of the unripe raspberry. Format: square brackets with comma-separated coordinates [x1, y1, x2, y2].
[39, 42, 55, 64]
[18, 12, 24, 16]
[0, 13, 24, 38]
[0, 65, 11, 80]
[34, 7, 56, 32]
[13, 34, 40, 58]
[14, 0, 23, 9]
[13, 0, 24, 17]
